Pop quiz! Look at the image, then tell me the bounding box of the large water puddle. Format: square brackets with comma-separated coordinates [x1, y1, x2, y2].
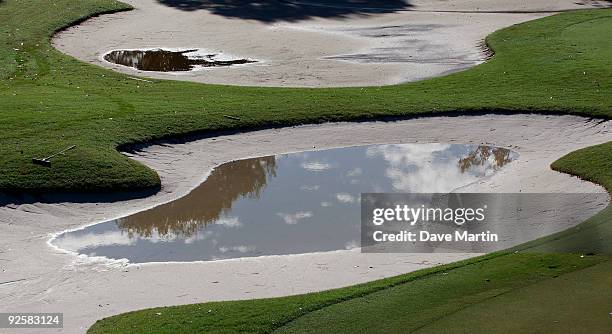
[51, 144, 516, 263]
[103, 49, 256, 72]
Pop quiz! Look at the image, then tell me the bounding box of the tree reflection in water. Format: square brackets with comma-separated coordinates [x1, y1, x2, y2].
[458, 146, 513, 173]
[116, 156, 276, 238]
[104, 49, 255, 72]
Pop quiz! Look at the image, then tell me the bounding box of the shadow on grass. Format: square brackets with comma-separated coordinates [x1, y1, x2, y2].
[156, 0, 413, 22]
[0, 185, 161, 205]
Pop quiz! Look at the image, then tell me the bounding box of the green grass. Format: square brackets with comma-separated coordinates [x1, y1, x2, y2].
[410, 260, 612, 333]
[1, 0, 611, 333]
[0, 0, 611, 192]
[87, 253, 606, 334]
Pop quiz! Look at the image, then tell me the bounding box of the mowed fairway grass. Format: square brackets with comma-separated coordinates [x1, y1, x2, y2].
[0, 0, 611, 333]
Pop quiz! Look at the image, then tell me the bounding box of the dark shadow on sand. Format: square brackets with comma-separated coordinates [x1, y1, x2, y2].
[156, 0, 413, 22]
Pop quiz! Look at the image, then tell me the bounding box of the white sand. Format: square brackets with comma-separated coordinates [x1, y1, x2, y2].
[0, 114, 610, 333]
[52, 0, 611, 87]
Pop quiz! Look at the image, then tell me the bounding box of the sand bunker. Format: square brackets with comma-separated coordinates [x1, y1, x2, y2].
[52, 0, 610, 87]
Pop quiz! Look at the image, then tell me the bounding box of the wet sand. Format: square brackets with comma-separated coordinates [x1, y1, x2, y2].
[1, 114, 611, 333]
[52, 0, 611, 87]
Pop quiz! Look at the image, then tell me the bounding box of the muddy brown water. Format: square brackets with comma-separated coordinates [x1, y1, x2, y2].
[103, 49, 256, 72]
[52, 143, 516, 263]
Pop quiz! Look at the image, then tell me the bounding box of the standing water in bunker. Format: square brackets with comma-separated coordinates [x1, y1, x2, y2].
[51, 143, 516, 263]
[103, 49, 256, 72]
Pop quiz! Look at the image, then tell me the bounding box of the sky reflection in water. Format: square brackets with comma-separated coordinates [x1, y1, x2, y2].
[52, 143, 516, 263]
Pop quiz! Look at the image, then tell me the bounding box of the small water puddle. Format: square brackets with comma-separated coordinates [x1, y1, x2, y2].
[103, 49, 256, 72]
[51, 143, 516, 263]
